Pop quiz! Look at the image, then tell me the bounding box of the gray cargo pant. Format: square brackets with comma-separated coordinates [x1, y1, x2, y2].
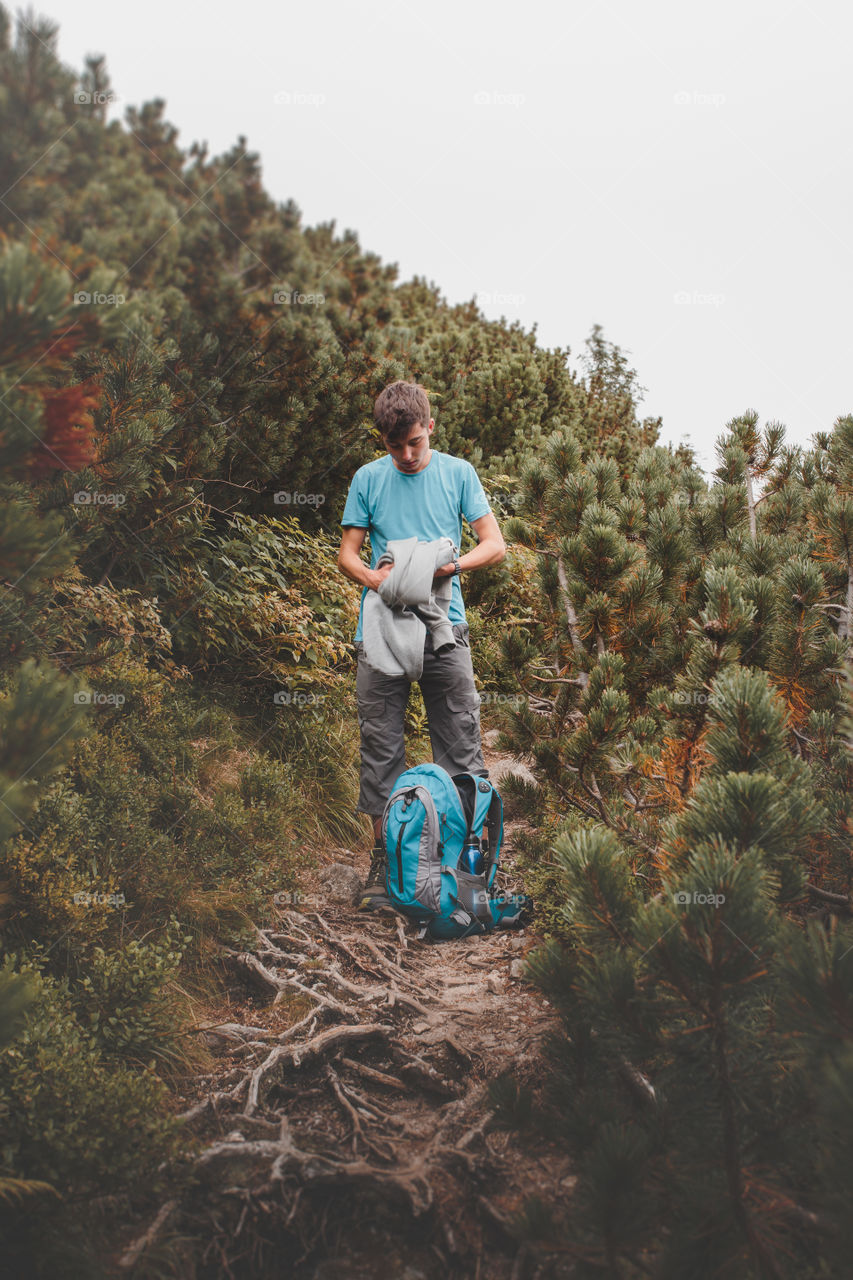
[354, 621, 488, 818]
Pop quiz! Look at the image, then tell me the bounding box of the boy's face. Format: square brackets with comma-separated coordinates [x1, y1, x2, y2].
[382, 418, 434, 473]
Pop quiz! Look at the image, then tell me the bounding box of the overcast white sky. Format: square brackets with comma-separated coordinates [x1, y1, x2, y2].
[45, 0, 852, 476]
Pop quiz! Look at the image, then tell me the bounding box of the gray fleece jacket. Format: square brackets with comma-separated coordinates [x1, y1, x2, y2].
[362, 536, 458, 679]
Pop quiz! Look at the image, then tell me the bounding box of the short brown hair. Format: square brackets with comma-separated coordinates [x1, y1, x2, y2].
[374, 382, 430, 443]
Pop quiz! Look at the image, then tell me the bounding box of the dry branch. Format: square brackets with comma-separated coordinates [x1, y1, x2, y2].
[117, 1199, 178, 1270]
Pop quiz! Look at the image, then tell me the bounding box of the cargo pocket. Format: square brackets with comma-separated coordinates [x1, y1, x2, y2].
[446, 689, 481, 714]
[444, 689, 483, 748]
[357, 693, 387, 730]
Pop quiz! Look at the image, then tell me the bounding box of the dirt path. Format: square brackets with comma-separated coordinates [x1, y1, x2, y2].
[122, 745, 573, 1280]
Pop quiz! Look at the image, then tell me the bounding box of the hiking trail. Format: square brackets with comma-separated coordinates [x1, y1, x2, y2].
[119, 740, 575, 1280]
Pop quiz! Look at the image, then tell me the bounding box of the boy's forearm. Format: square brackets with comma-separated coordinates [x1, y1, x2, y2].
[434, 537, 505, 580]
[338, 547, 392, 592]
[338, 547, 373, 588]
[457, 535, 506, 573]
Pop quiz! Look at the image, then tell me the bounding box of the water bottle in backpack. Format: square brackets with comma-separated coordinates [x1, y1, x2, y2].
[460, 834, 483, 876]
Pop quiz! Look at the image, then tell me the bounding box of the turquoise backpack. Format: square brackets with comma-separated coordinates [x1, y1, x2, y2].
[379, 762, 530, 940]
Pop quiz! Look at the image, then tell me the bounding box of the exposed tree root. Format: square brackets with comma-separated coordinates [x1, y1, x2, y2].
[122, 872, 567, 1279]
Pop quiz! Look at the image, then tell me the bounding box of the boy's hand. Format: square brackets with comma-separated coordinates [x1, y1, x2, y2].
[432, 563, 456, 582]
[367, 564, 393, 591]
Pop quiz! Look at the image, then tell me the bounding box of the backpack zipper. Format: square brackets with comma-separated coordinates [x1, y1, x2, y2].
[394, 822, 405, 893]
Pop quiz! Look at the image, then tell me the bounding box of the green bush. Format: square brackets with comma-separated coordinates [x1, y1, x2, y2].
[0, 956, 182, 1195]
[2, 654, 362, 970]
[72, 919, 194, 1071]
[158, 512, 361, 691]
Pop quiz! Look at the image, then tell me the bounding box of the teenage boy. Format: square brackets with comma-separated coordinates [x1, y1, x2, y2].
[337, 381, 506, 893]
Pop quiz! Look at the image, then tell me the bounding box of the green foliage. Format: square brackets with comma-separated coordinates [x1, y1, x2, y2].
[486, 1072, 534, 1130]
[501, 411, 853, 1275]
[0, 965, 35, 1051]
[157, 512, 360, 688]
[1, 657, 360, 966]
[554, 826, 641, 949]
[72, 919, 193, 1069]
[0, 955, 182, 1194]
[0, 659, 90, 847]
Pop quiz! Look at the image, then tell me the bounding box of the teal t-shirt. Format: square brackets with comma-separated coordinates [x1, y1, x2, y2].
[340, 450, 492, 642]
